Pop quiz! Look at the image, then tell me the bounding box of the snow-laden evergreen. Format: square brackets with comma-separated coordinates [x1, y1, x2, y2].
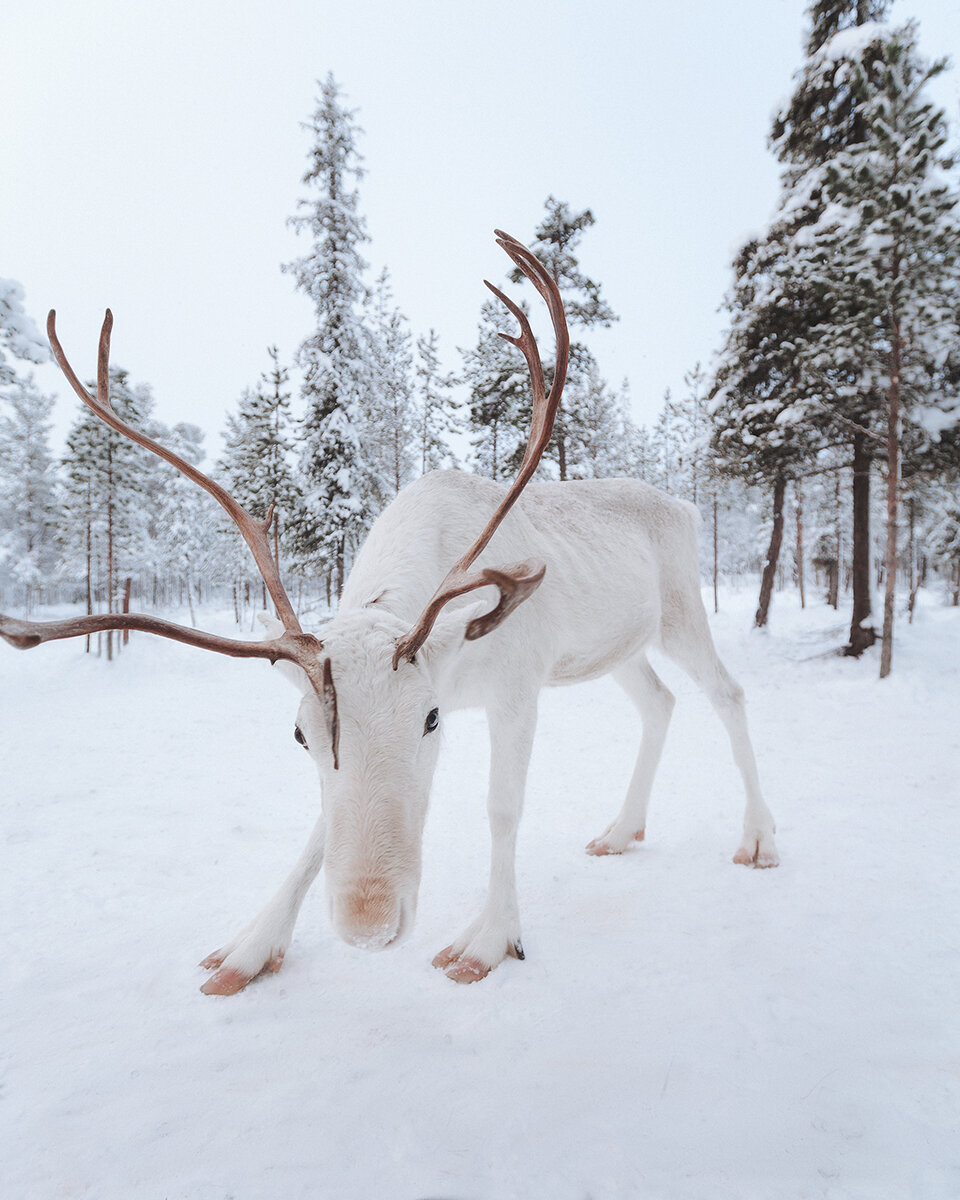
[0, 375, 59, 609]
[461, 298, 532, 480]
[0, 277, 49, 385]
[507, 197, 619, 481]
[283, 74, 380, 595]
[415, 328, 459, 475]
[218, 346, 301, 561]
[363, 269, 416, 497]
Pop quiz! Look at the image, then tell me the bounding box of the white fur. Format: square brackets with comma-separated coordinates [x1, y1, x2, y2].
[205, 471, 778, 988]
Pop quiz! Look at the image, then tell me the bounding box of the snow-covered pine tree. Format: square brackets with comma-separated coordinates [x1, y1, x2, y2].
[150, 422, 225, 625]
[415, 328, 459, 475]
[61, 368, 153, 658]
[0, 374, 59, 611]
[461, 299, 532, 481]
[363, 269, 416, 496]
[0, 278, 49, 385]
[709, 222, 827, 627]
[651, 389, 684, 495]
[767, 0, 893, 654]
[283, 74, 379, 598]
[777, 18, 960, 673]
[218, 346, 300, 568]
[509, 198, 618, 479]
[562, 366, 640, 480]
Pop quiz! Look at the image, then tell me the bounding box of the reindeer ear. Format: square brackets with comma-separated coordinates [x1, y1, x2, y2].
[257, 611, 284, 638]
[258, 612, 312, 693]
[419, 601, 489, 672]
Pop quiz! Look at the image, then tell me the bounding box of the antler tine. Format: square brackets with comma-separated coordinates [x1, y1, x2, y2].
[392, 230, 569, 668]
[47, 310, 300, 633]
[483, 279, 546, 409]
[97, 308, 113, 409]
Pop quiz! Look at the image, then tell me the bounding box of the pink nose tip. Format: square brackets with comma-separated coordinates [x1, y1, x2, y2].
[331, 880, 406, 952]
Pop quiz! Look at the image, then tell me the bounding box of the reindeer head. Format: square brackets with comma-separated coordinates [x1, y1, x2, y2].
[0, 230, 568, 955]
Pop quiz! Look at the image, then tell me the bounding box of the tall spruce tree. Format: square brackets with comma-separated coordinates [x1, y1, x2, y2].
[775, 17, 960, 672]
[769, 0, 893, 655]
[283, 74, 378, 596]
[364, 269, 416, 497]
[0, 374, 59, 609]
[219, 345, 300, 566]
[0, 278, 48, 385]
[61, 368, 153, 658]
[415, 329, 459, 475]
[509, 198, 618, 479]
[461, 299, 530, 480]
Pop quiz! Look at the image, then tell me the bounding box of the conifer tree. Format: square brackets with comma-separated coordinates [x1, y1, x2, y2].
[364, 269, 416, 496]
[0, 375, 59, 609]
[461, 299, 530, 480]
[509, 198, 618, 479]
[219, 346, 300, 565]
[415, 329, 459, 475]
[0, 278, 49, 385]
[283, 74, 378, 596]
[776, 18, 960, 671]
[61, 368, 153, 658]
[768, 0, 894, 654]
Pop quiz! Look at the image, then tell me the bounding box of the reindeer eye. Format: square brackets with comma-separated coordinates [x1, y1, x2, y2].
[294, 726, 308, 749]
[424, 708, 440, 735]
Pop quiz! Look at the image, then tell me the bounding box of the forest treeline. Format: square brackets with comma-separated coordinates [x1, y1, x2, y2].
[1, 0, 958, 676]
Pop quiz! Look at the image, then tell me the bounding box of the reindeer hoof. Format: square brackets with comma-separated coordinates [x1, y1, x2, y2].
[200, 966, 255, 995]
[733, 838, 780, 869]
[586, 829, 644, 856]
[442, 954, 493, 984]
[199, 949, 284, 994]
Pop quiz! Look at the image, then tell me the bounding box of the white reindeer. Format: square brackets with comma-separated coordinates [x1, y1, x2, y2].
[0, 232, 778, 994]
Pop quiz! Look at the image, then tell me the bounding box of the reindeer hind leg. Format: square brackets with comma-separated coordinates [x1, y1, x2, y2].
[660, 596, 779, 868]
[586, 652, 675, 856]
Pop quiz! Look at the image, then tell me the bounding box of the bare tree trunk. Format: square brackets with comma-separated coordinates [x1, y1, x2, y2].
[794, 480, 806, 610]
[122, 577, 132, 645]
[829, 473, 841, 610]
[85, 512, 93, 654]
[845, 430, 875, 656]
[755, 475, 786, 629]
[907, 496, 920, 624]
[186, 575, 196, 627]
[106, 447, 114, 663]
[558, 429, 567, 482]
[336, 535, 345, 600]
[712, 493, 719, 615]
[880, 311, 901, 680]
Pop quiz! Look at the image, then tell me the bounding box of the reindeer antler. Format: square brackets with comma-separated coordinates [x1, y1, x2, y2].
[392, 230, 569, 668]
[0, 312, 342, 768]
[50, 309, 300, 633]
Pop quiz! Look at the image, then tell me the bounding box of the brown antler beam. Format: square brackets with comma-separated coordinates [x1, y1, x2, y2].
[392, 230, 569, 668]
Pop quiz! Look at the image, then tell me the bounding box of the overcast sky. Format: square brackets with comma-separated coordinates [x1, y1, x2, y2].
[4, 0, 960, 456]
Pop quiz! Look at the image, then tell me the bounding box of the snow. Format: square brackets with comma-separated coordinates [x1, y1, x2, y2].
[2, 588, 959, 1199]
[819, 22, 888, 65]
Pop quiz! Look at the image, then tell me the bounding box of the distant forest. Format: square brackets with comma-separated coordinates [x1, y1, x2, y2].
[1, 0, 958, 679]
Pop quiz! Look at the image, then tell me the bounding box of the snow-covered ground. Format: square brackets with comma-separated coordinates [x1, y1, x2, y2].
[2, 587, 958, 1200]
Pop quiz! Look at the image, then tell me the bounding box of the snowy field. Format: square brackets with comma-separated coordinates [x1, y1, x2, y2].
[2, 587, 958, 1200]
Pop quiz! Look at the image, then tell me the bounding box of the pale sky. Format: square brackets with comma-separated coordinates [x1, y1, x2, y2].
[4, 0, 960, 455]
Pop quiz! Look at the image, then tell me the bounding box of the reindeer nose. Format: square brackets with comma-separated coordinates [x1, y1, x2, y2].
[332, 879, 406, 952]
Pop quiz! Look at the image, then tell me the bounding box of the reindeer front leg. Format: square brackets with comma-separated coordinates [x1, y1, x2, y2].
[434, 690, 538, 984]
[200, 815, 325, 995]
